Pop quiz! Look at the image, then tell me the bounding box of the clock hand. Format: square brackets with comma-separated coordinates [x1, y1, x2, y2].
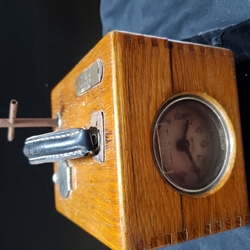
[176, 119, 201, 179]
[182, 119, 189, 139]
[176, 119, 190, 151]
[184, 147, 201, 180]
[177, 140, 201, 179]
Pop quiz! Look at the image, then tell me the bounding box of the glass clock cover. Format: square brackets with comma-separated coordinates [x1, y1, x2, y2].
[152, 95, 232, 195]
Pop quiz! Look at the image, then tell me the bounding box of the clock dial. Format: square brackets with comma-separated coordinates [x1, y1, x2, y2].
[153, 95, 230, 194]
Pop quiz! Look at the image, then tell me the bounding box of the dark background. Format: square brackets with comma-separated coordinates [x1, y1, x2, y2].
[1, 1, 250, 250]
[0, 1, 109, 249]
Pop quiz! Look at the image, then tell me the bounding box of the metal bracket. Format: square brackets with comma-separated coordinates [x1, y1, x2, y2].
[90, 111, 105, 162]
[52, 160, 72, 199]
[51, 111, 104, 199]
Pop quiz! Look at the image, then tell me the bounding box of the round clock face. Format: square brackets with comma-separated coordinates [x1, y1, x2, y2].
[152, 95, 232, 195]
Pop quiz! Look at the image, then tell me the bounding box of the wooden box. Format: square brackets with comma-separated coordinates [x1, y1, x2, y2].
[51, 31, 248, 249]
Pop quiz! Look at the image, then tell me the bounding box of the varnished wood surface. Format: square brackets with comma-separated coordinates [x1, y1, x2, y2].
[51, 31, 249, 249]
[113, 34, 182, 248]
[52, 34, 122, 249]
[170, 41, 248, 239]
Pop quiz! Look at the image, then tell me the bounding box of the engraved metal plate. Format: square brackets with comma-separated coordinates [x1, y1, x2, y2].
[75, 59, 103, 96]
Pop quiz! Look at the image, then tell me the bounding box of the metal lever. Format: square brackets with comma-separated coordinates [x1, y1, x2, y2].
[23, 127, 98, 165]
[0, 100, 58, 141]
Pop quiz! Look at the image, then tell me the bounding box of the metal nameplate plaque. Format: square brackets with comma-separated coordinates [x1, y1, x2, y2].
[75, 59, 103, 96]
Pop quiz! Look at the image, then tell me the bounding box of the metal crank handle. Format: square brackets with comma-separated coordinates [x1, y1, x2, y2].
[0, 100, 58, 141]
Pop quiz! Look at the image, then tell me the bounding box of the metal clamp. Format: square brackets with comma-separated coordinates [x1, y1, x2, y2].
[52, 160, 72, 198]
[52, 111, 104, 199]
[91, 111, 105, 162]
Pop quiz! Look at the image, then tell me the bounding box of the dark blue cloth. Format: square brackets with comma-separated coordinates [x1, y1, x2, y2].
[100, 1, 250, 249]
[101, 0, 250, 40]
[165, 224, 250, 250]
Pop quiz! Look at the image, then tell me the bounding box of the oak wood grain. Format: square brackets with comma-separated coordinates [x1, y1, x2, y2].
[51, 31, 249, 249]
[170, 41, 248, 239]
[52, 33, 123, 249]
[113, 33, 182, 249]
